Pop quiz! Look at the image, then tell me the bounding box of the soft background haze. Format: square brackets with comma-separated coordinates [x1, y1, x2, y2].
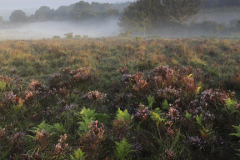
[0, 0, 133, 10]
[0, 0, 133, 20]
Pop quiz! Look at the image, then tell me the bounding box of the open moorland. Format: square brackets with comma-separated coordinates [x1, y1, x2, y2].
[0, 37, 240, 159]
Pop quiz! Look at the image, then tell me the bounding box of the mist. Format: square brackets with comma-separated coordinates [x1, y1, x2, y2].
[0, 19, 120, 40]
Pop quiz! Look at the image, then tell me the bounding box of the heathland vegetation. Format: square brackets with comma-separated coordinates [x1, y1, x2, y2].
[0, 36, 240, 159]
[1, 0, 240, 159]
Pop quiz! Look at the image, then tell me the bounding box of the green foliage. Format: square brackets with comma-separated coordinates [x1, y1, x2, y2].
[70, 148, 86, 160]
[150, 108, 165, 125]
[230, 124, 240, 138]
[28, 121, 56, 140]
[162, 99, 170, 110]
[196, 114, 203, 126]
[32, 120, 53, 132]
[147, 96, 156, 109]
[95, 113, 111, 124]
[185, 112, 192, 119]
[53, 123, 65, 135]
[0, 81, 6, 91]
[225, 98, 238, 112]
[114, 138, 134, 160]
[78, 107, 96, 132]
[230, 124, 240, 157]
[116, 108, 131, 121]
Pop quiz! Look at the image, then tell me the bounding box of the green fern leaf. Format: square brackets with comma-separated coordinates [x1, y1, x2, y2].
[116, 108, 131, 121]
[115, 138, 134, 160]
[162, 99, 170, 110]
[70, 148, 85, 160]
[185, 112, 192, 119]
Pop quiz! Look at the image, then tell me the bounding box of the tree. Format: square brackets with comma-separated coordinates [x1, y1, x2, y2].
[162, 0, 204, 25]
[55, 6, 71, 20]
[118, 0, 165, 36]
[101, 9, 119, 18]
[72, 1, 95, 20]
[9, 10, 28, 23]
[31, 6, 55, 21]
[91, 2, 110, 13]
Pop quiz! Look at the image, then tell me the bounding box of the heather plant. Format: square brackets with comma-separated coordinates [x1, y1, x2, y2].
[79, 120, 105, 159]
[54, 134, 71, 158]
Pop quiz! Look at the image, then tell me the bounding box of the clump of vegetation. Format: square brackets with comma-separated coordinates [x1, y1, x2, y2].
[0, 37, 240, 159]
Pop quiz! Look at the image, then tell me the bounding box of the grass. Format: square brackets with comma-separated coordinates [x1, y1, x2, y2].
[0, 37, 240, 159]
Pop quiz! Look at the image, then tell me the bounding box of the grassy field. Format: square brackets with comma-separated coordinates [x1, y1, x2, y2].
[0, 37, 240, 159]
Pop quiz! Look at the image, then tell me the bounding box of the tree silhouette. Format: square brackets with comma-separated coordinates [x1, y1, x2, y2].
[162, 0, 204, 25]
[118, 0, 164, 36]
[9, 10, 28, 23]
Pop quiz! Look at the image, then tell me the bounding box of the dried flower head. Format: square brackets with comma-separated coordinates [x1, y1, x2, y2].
[55, 134, 71, 156]
[71, 68, 92, 82]
[118, 66, 128, 74]
[81, 90, 107, 101]
[134, 104, 149, 121]
[24, 91, 34, 103]
[3, 91, 16, 105]
[168, 106, 180, 121]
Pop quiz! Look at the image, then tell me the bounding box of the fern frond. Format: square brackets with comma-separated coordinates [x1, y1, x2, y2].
[70, 148, 86, 160]
[162, 99, 170, 110]
[196, 114, 203, 126]
[78, 107, 96, 133]
[116, 108, 131, 121]
[147, 96, 156, 109]
[115, 138, 134, 160]
[53, 123, 65, 134]
[185, 112, 191, 119]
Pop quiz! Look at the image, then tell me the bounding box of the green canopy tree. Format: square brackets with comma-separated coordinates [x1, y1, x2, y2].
[55, 6, 71, 20]
[31, 6, 55, 21]
[72, 1, 97, 20]
[9, 10, 28, 23]
[118, 0, 164, 36]
[91, 2, 111, 13]
[162, 0, 204, 25]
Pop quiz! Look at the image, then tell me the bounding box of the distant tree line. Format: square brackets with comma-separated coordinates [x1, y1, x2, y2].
[118, 0, 203, 35]
[204, 0, 240, 8]
[4, 1, 132, 24]
[118, 0, 240, 36]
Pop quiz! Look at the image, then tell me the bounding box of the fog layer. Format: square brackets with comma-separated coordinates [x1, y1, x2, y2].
[0, 19, 120, 40]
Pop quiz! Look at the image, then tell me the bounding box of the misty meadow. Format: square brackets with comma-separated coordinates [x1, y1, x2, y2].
[0, 0, 240, 160]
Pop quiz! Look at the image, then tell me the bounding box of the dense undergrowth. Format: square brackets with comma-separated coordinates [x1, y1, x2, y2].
[0, 37, 240, 159]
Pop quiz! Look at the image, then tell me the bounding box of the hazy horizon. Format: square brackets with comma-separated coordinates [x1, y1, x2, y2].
[0, 0, 134, 10]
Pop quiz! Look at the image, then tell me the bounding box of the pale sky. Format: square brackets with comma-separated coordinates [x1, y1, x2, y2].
[0, 0, 133, 10]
